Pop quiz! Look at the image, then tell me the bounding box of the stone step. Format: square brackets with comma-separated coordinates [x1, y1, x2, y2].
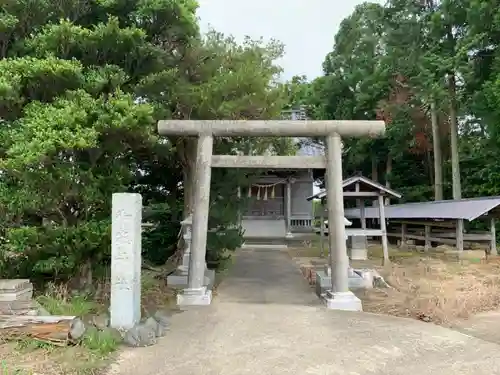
[0, 300, 35, 314]
[241, 243, 288, 250]
[315, 269, 374, 297]
[243, 237, 287, 246]
[0, 288, 33, 302]
[167, 268, 215, 289]
[0, 279, 32, 293]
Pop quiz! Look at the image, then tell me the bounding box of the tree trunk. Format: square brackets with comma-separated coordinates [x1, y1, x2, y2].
[448, 74, 461, 200]
[426, 148, 434, 186]
[182, 161, 194, 217]
[80, 258, 93, 289]
[371, 156, 378, 182]
[167, 136, 198, 266]
[372, 156, 379, 207]
[0, 315, 85, 345]
[385, 155, 392, 205]
[431, 100, 443, 200]
[179, 137, 197, 217]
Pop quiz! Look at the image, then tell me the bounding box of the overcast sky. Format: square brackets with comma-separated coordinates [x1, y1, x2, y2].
[197, 0, 383, 80]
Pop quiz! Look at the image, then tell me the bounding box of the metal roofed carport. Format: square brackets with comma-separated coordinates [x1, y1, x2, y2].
[344, 196, 500, 253]
[343, 196, 500, 221]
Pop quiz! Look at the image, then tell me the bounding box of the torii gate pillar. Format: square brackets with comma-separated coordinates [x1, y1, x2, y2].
[158, 120, 385, 310]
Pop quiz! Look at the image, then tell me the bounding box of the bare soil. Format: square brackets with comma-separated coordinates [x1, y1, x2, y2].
[289, 243, 500, 326]
[0, 271, 178, 375]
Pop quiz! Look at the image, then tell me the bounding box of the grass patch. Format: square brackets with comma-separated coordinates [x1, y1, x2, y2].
[1, 271, 180, 375]
[2, 282, 116, 375]
[359, 255, 500, 325]
[141, 271, 178, 315]
[290, 242, 500, 326]
[1, 336, 116, 375]
[82, 329, 121, 356]
[367, 245, 417, 261]
[36, 283, 99, 316]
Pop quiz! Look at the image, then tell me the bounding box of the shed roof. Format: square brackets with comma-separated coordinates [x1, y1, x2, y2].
[307, 175, 402, 201]
[325, 218, 352, 226]
[344, 196, 500, 221]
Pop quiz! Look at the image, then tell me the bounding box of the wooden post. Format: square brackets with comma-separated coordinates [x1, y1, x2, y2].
[237, 186, 241, 224]
[456, 219, 464, 252]
[355, 183, 368, 260]
[319, 200, 325, 258]
[431, 100, 443, 200]
[355, 182, 366, 229]
[491, 218, 497, 256]
[378, 195, 390, 265]
[401, 223, 407, 248]
[286, 180, 292, 237]
[424, 225, 431, 252]
[360, 200, 366, 230]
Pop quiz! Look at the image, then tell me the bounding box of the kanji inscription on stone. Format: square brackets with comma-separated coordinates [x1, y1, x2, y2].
[110, 193, 142, 330]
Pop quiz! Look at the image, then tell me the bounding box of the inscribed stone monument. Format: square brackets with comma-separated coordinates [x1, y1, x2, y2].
[110, 193, 142, 330]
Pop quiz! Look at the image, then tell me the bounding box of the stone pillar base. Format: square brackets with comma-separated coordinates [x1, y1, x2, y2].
[349, 235, 368, 260]
[176, 252, 191, 274]
[177, 287, 212, 306]
[350, 248, 368, 260]
[322, 291, 362, 311]
[205, 268, 216, 287]
[167, 274, 188, 287]
[167, 267, 215, 289]
[315, 269, 373, 297]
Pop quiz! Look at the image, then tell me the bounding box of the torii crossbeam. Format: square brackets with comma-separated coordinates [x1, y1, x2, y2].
[158, 119, 385, 311]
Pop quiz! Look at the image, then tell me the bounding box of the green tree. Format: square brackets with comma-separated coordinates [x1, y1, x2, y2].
[0, 0, 296, 284]
[305, 0, 500, 213]
[0, 0, 199, 285]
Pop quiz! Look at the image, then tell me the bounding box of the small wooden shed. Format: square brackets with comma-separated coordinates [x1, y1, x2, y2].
[308, 175, 402, 264]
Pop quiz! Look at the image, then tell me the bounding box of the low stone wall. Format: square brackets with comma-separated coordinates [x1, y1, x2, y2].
[296, 261, 387, 298]
[315, 269, 374, 297]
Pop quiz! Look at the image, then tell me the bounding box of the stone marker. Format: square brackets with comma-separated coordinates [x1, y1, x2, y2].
[110, 193, 142, 330]
[349, 235, 368, 260]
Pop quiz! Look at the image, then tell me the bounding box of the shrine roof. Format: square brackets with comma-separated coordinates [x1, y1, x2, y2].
[307, 175, 402, 201]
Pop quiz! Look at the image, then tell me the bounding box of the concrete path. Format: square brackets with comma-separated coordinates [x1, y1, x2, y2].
[453, 309, 500, 345]
[109, 249, 500, 375]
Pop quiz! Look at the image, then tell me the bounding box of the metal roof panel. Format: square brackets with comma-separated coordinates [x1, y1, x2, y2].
[344, 196, 500, 221]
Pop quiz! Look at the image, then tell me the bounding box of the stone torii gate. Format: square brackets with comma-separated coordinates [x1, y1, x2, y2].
[157, 120, 385, 310]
